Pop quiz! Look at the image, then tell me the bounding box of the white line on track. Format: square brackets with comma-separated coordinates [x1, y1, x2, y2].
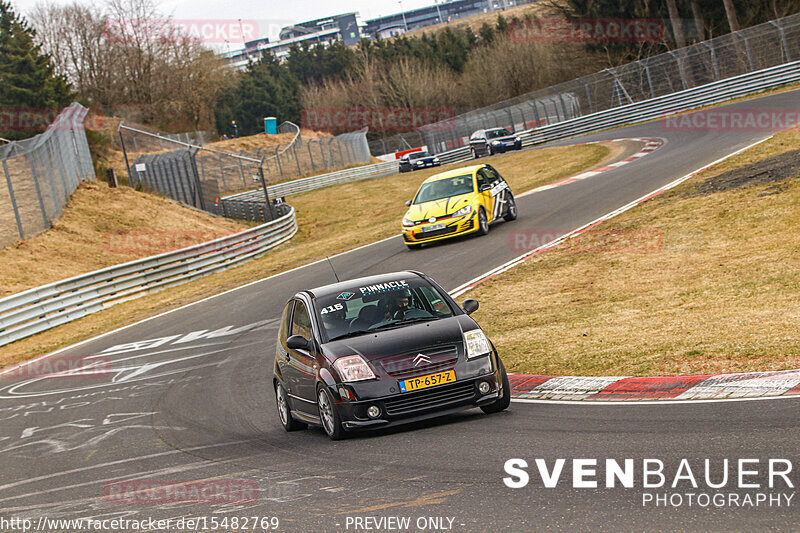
[511, 395, 800, 406]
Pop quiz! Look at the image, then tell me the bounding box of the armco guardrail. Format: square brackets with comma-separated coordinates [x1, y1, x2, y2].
[0, 207, 297, 347]
[515, 61, 800, 148]
[228, 60, 800, 204]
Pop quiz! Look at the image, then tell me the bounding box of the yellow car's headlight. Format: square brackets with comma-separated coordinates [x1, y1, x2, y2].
[402, 218, 416, 227]
[452, 205, 473, 217]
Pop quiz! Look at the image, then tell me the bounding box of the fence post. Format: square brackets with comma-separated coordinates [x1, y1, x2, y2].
[274, 145, 284, 178]
[307, 140, 317, 171]
[556, 91, 570, 120]
[118, 125, 134, 187]
[769, 20, 792, 62]
[2, 160, 24, 240]
[734, 30, 755, 71]
[258, 166, 275, 221]
[702, 42, 721, 81]
[292, 142, 302, 175]
[28, 159, 50, 229]
[578, 78, 594, 114]
[668, 51, 689, 90]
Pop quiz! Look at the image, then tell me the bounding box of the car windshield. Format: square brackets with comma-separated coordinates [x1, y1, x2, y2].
[486, 128, 512, 139]
[314, 277, 455, 342]
[413, 175, 473, 204]
[408, 151, 430, 160]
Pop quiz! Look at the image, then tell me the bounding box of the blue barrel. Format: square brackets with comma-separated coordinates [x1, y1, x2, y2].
[264, 117, 277, 135]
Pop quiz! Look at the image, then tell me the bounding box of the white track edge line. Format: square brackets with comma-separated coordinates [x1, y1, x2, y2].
[511, 394, 800, 406]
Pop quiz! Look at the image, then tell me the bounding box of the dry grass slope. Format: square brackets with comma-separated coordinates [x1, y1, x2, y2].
[468, 128, 800, 376]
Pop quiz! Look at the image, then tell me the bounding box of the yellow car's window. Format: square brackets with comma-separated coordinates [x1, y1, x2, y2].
[414, 174, 475, 204]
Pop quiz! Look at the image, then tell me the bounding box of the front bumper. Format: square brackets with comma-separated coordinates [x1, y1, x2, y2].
[491, 141, 522, 153]
[401, 212, 477, 244]
[329, 354, 501, 431]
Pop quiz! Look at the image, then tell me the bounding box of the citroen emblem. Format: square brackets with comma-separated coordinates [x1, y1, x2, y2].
[413, 354, 432, 366]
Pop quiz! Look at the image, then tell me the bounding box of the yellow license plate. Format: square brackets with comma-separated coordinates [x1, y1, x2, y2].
[399, 370, 456, 392]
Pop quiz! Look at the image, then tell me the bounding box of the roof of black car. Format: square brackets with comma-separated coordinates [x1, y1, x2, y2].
[307, 271, 423, 299]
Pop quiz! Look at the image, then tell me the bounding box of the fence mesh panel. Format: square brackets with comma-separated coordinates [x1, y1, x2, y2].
[369, 13, 800, 156]
[120, 121, 371, 222]
[0, 103, 95, 248]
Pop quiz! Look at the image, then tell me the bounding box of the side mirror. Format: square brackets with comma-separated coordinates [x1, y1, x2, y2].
[405, 200, 412, 206]
[286, 335, 309, 350]
[462, 299, 479, 315]
[479, 184, 491, 192]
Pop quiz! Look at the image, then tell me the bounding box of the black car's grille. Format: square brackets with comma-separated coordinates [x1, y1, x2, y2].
[378, 345, 458, 379]
[384, 382, 476, 416]
[418, 225, 458, 239]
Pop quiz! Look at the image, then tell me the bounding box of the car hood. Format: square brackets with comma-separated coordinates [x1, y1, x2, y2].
[322, 315, 478, 362]
[405, 193, 472, 221]
[489, 135, 518, 143]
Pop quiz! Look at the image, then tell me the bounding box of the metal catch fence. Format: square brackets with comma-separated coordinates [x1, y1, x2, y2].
[370, 12, 800, 155]
[119, 121, 372, 222]
[0, 103, 96, 248]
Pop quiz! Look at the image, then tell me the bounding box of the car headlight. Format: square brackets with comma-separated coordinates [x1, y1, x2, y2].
[334, 355, 376, 382]
[464, 329, 491, 359]
[491, 140, 501, 146]
[433, 157, 440, 162]
[452, 205, 472, 217]
[402, 218, 416, 227]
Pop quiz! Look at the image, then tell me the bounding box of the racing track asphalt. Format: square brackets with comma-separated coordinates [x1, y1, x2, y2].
[0, 89, 799, 532]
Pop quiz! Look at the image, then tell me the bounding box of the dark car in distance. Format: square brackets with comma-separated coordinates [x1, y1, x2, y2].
[273, 271, 510, 440]
[399, 150, 441, 173]
[469, 128, 522, 158]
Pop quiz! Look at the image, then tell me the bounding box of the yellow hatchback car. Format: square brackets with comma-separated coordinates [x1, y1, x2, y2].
[402, 164, 517, 249]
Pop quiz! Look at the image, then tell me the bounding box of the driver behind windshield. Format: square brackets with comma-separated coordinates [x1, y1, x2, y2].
[387, 289, 415, 320]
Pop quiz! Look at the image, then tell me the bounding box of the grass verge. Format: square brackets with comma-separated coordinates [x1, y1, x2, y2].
[0, 142, 609, 369]
[467, 127, 800, 376]
[0, 182, 249, 297]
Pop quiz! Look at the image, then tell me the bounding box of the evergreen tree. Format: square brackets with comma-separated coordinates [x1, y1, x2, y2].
[0, 0, 71, 131]
[214, 54, 300, 137]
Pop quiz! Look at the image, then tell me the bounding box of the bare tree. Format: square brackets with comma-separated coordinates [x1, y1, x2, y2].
[30, 0, 230, 130]
[722, 0, 740, 32]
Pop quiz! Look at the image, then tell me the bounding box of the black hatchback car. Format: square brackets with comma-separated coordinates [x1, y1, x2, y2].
[469, 128, 522, 157]
[399, 150, 441, 173]
[273, 271, 510, 440]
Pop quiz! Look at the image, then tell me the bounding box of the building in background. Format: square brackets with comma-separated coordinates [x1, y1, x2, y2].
[222, 1, 529, 69]
[222, 13, 362, 69]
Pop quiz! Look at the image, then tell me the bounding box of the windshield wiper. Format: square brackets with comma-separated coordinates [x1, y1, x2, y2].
[371, 317, 438, 331]
[328, 330, 370, 342]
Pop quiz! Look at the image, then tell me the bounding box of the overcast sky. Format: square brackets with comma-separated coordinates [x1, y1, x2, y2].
[12, 0, 440, 41]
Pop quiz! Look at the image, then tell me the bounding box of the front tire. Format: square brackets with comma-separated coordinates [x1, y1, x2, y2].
[276, 382, 306, 431]
[317, 385, 345, 440]
[472, 148, 479, 159]
[503, 195, 518, 222]
[477, 208, 489, 235]
[481, 358, 510, 414]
